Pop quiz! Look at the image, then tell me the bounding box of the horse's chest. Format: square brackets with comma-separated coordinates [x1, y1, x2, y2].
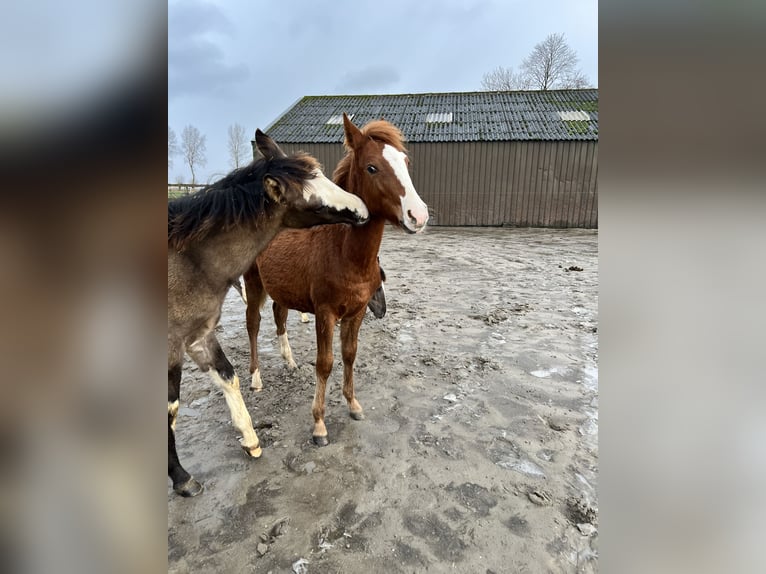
[314, 280, 370, 316]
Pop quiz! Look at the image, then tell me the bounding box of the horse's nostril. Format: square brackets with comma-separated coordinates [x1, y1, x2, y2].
[407, 210, 418, 225]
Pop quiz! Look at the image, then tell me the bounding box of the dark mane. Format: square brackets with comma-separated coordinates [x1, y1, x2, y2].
[334, 120, 406, 189]
[168, 153, 320, 250]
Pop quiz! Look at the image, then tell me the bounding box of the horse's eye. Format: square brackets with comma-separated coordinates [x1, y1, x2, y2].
[366, 165, 378, 174]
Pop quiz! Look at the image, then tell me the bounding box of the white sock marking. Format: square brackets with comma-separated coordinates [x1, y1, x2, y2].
[168, 400, 179, 432]
[209, 372, 260, 450]
[251, 368, 263, 391]
[279, 333, 298, 368]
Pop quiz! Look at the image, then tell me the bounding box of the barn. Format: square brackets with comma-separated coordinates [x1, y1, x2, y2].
[257, 89, 598, 228]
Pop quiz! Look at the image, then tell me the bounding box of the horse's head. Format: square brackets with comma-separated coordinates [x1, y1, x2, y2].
[338, 114, 429, 234]
[367, 264, 387, 318]
[255, 129, 369, 228]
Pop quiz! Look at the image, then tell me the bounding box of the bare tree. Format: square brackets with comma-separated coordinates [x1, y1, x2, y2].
[227, 123, 249, 169]
[168, 125, 178, 169]
[480, 66, 528, 91]
[521, 33, 587, 90]
[181, 125, 207, 185]
[564, 69, 590, 89]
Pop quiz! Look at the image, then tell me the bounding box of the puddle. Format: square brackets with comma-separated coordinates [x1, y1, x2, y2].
[179, 406, 200, 418]
[398, 332, 414, 344]
[530, 366, 567, 378]
[496, 458, 547, 478]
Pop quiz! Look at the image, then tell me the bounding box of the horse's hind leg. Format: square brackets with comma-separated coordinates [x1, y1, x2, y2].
[169, 355, 203, 496]
[273, 302, 298, 369]
[187, 332, 262, 458]
[244, 267, 267, 391]
[340, 311, 365, 420]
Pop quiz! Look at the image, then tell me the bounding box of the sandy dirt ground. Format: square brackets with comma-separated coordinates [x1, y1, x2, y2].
[168, 227, 598, 573]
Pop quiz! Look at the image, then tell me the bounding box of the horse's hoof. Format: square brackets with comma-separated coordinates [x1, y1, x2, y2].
[349, 411, 365, 421]
[242, 444, 263, 458]
[174, 478, 204, 497]
[313, 435, 329, 447]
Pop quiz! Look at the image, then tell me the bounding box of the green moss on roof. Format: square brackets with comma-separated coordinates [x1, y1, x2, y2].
[564, 120, 590, 135]
[268, 89, 598, 143]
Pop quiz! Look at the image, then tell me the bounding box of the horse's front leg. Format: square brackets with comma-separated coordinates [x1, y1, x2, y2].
[168, 352, 203, 497]
[273, 301, 298, 369]
[340, 310, 365, 420]
[312, 312, 336, 446]
[187, 332, 262, 458]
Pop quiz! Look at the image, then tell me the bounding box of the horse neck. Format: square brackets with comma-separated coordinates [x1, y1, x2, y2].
[336, 161, 387, 270]
[196, 215, 284, 281]
[342, 216, 386, 269]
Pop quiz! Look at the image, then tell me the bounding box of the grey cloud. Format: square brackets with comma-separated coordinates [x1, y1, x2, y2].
[337, 66, 401, 93]
[169, 40, 249, 99]
[168, 0, 233, 37]
[168, 0, 248, 99]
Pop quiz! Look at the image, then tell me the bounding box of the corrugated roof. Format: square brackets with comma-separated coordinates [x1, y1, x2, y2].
[265, 89, 598, 143]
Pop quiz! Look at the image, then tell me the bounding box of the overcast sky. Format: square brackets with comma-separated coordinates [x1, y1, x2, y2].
[168, 0, 598, 183]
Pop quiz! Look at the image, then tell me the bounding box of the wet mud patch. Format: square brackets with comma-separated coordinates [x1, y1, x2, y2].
[169, 228, 599, 572]
[403, 511, 467, 562]
[409, 425, 464, 459]
[506, 514, 531, 537]
[197, 480, 278, 548]
[487, 433, 547, 479]
[446, 482, 498, 517]
[393, 539, 429, 567]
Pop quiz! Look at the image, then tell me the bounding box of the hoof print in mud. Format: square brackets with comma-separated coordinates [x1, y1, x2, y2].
[313, 435, 329, 447]
[174, 478, 204, 497]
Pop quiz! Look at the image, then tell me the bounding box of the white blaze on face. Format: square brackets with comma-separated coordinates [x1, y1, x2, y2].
[303, 170, 369, 220]
[382, 144, 429, 232]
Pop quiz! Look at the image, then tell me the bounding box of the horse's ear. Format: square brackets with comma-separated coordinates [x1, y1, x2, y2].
[263, 175, 284, 204]
[342, 113, 364, 149]
[255, 129, 286, 160]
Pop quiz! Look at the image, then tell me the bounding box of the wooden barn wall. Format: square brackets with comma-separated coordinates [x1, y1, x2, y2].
[269, 141, 598, 228]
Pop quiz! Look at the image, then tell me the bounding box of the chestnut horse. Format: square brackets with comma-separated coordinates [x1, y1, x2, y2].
[243, 113, 428, 445]
[168, 130, 369, 496]
[232, 261, 385, 318]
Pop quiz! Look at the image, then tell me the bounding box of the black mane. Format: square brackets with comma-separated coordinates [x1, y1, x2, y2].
[168, 153, 318, 250]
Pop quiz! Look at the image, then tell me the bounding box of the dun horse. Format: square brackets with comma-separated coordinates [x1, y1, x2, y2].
[168, 130, 369, 496]
[243, 113, 428, 446]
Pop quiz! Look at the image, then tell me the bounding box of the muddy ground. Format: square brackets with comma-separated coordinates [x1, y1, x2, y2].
[168, 227, 598, 573]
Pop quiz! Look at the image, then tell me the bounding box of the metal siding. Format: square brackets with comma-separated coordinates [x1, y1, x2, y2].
[510, 142, 522, 225]
[563, 141, 576, 228]
[278, 139, 597, 228]
[574, 143, 589, 226]
[564, 141, 578, 228]
[586, 142, 599, 228]
[554, 142, 566, 226]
